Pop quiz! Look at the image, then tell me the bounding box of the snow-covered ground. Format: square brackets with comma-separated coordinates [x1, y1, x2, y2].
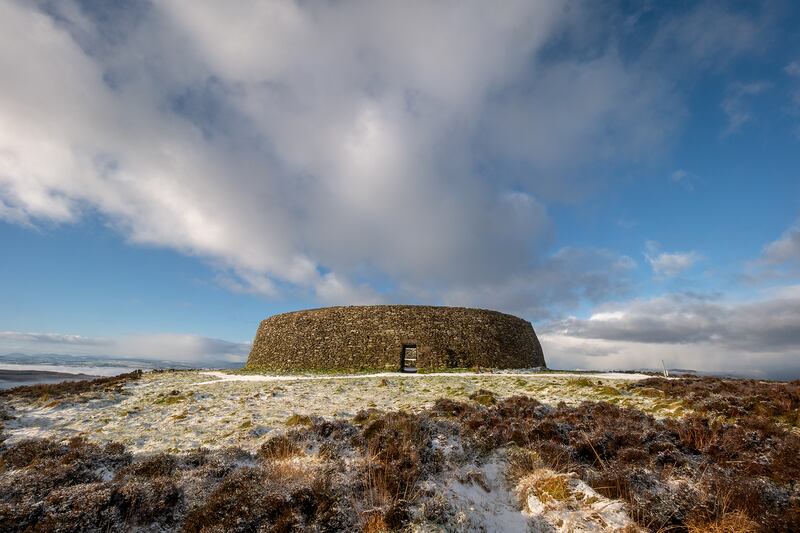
[0, 369, 684, 532]
[197, 369, 652, 385]
[2, 370, 679, 454]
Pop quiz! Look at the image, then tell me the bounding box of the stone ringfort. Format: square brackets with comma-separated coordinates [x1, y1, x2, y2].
[246, 305, 546, 372]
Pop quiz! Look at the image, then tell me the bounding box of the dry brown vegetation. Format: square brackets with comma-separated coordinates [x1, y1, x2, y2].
[0, 410, 446, 532]
[0, 375, 798, 531]
[631, 376, 800, 425]
[0, 370, 143, 401]
[451, 396, 799, 530]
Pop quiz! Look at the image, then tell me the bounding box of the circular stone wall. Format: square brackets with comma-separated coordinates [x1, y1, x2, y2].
[246, 305, 546, 372]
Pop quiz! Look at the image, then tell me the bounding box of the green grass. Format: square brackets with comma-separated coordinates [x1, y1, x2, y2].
[223, 366, 396, 376]
[224, 366, 566, 376]
[416, 367, 473, 374]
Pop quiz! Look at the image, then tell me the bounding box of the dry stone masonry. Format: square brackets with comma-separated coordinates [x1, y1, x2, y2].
[246, 305, 546, 372]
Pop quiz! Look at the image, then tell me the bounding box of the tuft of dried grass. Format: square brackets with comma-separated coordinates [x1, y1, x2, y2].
[687, 510, 759, 533]
[361, 510, 387, 533]
[532, 474, 570, 502]
[258, 434, 305, 461]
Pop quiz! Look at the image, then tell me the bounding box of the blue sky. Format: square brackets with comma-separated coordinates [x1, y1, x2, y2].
[1, 1, 799, 377]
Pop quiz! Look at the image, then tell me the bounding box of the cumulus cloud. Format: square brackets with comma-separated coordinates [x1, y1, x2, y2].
[540, 286, 800, 379]
[443, 247, 637, 319]
[761, 225, 800, 267]
[0, 330, 249, 364]
[0, 1, 767, 314]
[644, 241, 701, 278]
[746, 223, 800, 279]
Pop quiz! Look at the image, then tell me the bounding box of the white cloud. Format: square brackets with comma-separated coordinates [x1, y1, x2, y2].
[644, 241, 701, 278]
[669, 169, 699, 191]
[670, 169, 689, 182]
[0, 330, 249, 364]
[762, 225, 800, 266]
[0, 1, 768, 314]
[747, 224, 800, 279]
[540, 287, 800, 379]
[785, 60, 800, 133]
[720, 80, 772, 136]
[314, 273, 385, 306]
[648, 2, 767, 66]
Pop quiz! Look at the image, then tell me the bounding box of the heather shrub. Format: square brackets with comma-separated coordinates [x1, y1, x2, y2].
[258, 434, 305, 461]
[116, 452, 176, 479]
[33, 482, 119, 532]
[183, 464, 329, 533]
[362, 412, 434, 503]
[115, 478, 184, 527]
[632, 376, 800, 425]
[438, 394, 800, 531]
[0, 371, 142, 401]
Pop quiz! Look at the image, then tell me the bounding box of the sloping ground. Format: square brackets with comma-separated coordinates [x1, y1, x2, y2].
[0, 371, 798, 531]
[0, 370, 662, 453]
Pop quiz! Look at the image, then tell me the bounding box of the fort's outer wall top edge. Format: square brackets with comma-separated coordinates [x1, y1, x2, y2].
[257, 304, 534, 325]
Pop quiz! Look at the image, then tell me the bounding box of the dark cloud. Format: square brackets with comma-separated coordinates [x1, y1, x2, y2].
[544, 287, 800, 352]
[443, 247, 637, 320]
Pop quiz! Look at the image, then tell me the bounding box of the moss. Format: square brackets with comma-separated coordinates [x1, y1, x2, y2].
[228, 366, 398, 376]
[286, 414, 313, 427]
[632, 386, 665, 398]
[591, 385, 621, 396]
[468, 389, 498, 406]
[416, 367, 473, 374]
[533, 475, 570, 502]
[567, 377, 594, 387]
[154, 394, 187, 405]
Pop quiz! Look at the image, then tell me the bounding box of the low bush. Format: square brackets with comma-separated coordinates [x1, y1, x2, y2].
[441, 395, 800, 531]
[632, 376, 800, 425]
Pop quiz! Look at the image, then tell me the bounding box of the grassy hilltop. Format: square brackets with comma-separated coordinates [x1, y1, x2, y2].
[0, 370, 798, 531]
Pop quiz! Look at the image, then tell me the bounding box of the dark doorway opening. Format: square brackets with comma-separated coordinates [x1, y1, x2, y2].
[401, 344, 418, 373]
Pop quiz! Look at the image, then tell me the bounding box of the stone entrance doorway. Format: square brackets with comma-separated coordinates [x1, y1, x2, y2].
[401, 344, 417, 373]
